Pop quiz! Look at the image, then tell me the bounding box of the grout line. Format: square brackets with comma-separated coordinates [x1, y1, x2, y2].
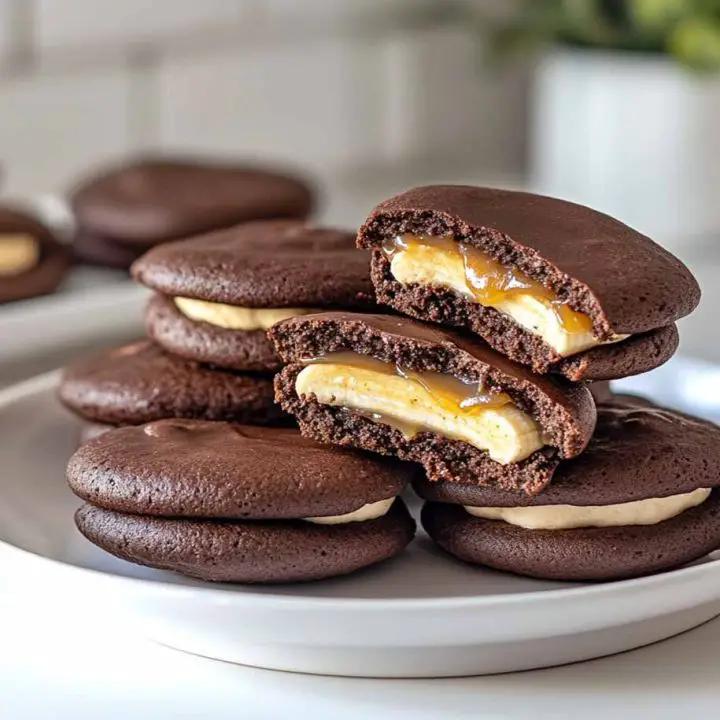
[126, 46, 161, 150]
[0, 2, 459, 81]
[3, 0, 37, 77]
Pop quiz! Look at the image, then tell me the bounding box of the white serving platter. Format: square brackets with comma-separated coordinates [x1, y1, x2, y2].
[0, 345, 717, 677]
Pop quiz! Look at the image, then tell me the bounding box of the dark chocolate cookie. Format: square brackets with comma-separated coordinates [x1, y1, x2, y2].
[421, 493, 720, 582]
[414, 399, 720, 507]
[144, 293, 282, 372]
[59, 340, 282, 426]
[270, 312, 596, 495]
[358, 186, 698, 380]
[0, 206, 70, 303]
[133, 220, 376, 371]
[68, 420, 416, 519]
[75, 499, 416, 583]
[70, 157, 315, 247]
[132, 220, 373, 308]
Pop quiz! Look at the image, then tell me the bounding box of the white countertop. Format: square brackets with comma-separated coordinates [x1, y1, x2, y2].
[1, 593, 717, 719]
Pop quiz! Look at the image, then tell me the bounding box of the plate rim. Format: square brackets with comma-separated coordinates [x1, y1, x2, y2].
[1, 371, 719, 613]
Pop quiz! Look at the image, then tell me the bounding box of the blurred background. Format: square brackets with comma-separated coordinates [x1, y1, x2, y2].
[0, 0, 718, 371]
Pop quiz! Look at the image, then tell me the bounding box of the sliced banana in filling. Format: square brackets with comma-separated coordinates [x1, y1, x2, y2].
[0, 234, 40, 277]
[295, 352, 544, 465]
[384, 234, 627, 357]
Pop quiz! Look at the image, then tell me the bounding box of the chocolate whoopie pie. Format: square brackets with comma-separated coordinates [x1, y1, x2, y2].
[132, 220, 376, 372]
[357, 186, 700, 381]
[59, 340, 283, 430]
[70, 157, 315, 269]
[0, 207, 69, 303]
[69, 420, 416, 583]
[270, 312, 596, 495]
[417, 398, 720, 581]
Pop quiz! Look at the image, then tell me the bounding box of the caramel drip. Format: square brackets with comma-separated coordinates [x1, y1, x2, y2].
[307, 351, 510, 416]
[383, 235, 593, 334]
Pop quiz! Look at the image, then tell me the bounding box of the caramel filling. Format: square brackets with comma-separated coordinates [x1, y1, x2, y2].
[384, 235, 627, 357]
[0, 234, 40, 277]
[295, 352, 544, 464]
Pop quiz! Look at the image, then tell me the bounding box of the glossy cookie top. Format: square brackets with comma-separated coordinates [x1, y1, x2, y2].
[67, 420, 415, 519]
[58, 340, 279, 425]
[70, 157, 315, 244]
[132, 220, 375, 309]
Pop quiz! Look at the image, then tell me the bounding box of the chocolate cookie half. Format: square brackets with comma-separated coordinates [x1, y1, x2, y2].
[132, 220, 376, 371]
[70, 157, 315, 268]
[0, 206, 70, 303]
[76, 501, 415, 584]
[417, 399, 720, 581]
[69, 420, 416, 582]
[59, 340, 283, 427]
[357, 186, 698, 380]
[270, 312, 596, 495]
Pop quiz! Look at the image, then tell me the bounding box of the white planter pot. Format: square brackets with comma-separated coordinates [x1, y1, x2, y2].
[531, 49, 720, 251]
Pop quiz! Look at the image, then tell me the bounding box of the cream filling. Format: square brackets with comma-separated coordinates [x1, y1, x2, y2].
[465, 487, 712, 530]
[174, 297, 315, 331]
[303, 497, 394, 525]
[0, 234, 40, 276]
[390, 249, 627, 357]
[295, 364, 543, 464]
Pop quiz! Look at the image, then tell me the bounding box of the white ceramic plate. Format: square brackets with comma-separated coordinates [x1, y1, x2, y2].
[0, 363, 718, 678]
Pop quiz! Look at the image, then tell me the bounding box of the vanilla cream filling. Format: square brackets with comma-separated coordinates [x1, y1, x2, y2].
[465, 487, 711, 530]
[174, 297, 315, 331]
[303, 497, 394, 525]
[295, 364, 543, 464]
[0, 234, 40, 276]
[389, 247, 627, 357]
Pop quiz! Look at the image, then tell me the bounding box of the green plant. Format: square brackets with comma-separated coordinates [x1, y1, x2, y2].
[487, 0, 720, 70]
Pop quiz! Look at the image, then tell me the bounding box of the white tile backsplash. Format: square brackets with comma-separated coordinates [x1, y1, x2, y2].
[258, 0, 425, 20]
[158, 37, 387, 174]
[0, 1, 527, 200]
[0, 70, 132, 196]
[0, 0, 15, 64]
[36, 0, 248, 51]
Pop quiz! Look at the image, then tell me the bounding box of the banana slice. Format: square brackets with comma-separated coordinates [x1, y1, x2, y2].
[295, 363, 543, 464]
[0, 234, 40, 277]
[390, 246, 627, 357]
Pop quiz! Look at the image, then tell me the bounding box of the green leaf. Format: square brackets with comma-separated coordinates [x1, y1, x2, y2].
[669, 16, 720, 70]
[629, 0, 688, 34]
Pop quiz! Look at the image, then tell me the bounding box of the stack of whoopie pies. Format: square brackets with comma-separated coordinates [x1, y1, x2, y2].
[63, 183, 720, 586]
[63, 218, 418, 583]
[269, 185, 720, 582]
